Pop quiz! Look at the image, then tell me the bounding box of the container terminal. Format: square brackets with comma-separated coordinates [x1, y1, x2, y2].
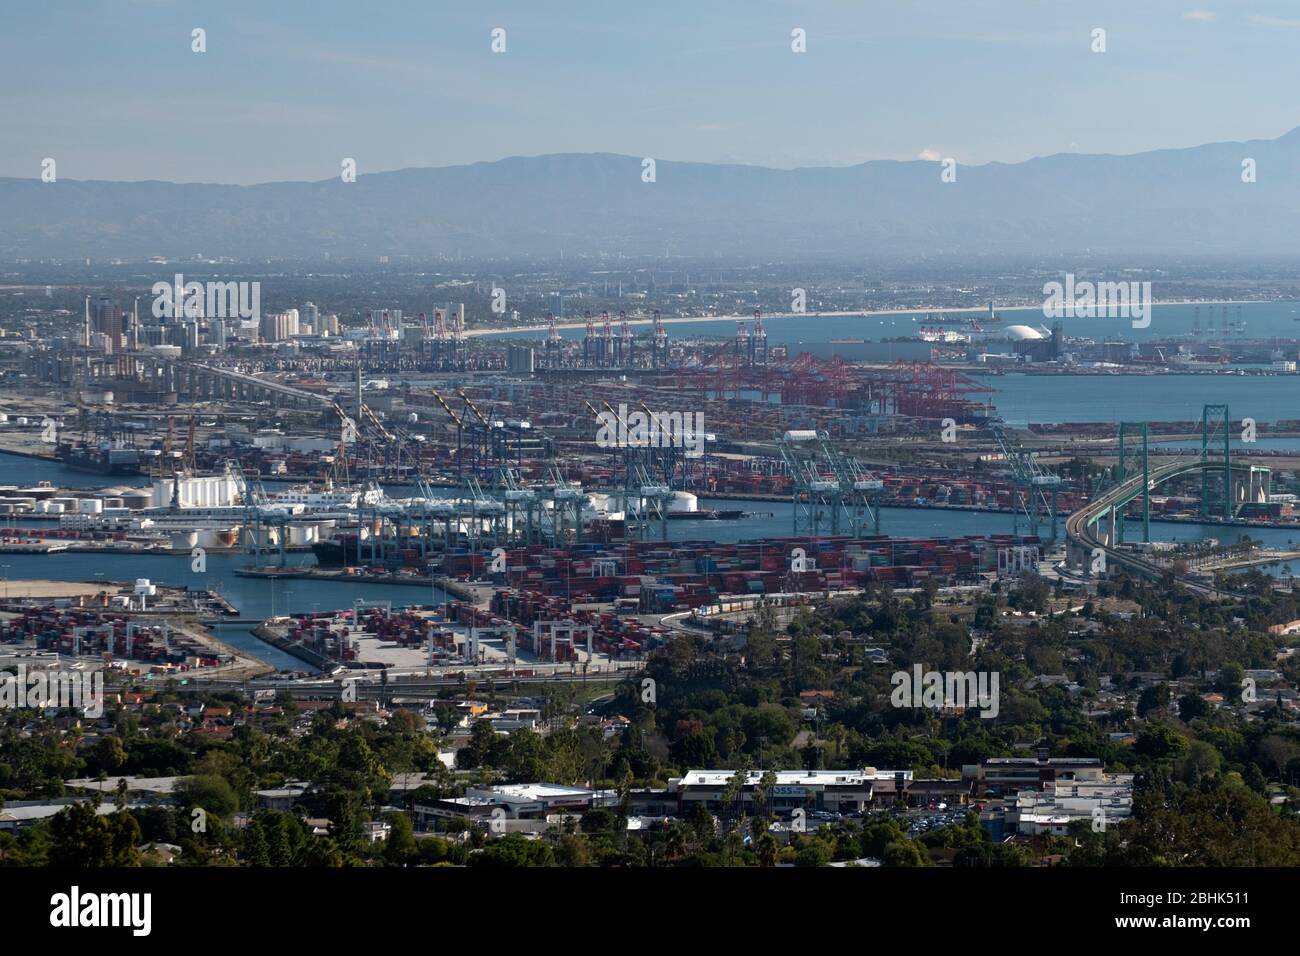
[2, 299, 1300, 675]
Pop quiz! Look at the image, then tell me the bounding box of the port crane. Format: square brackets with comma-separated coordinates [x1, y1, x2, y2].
[429, 388, 467, 479]
[778, 430, 881, 537]
[594, 400, 671, 540]
[989, 421, 1062, 542]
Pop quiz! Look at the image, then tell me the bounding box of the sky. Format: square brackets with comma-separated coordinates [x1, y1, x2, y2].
[3, 0, 1300, 184]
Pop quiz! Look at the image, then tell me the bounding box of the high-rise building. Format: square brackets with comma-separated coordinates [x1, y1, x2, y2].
[93, 295, 122, 346]
[260, 311, 299, 342]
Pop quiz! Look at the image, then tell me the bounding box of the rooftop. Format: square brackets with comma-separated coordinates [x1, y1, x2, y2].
[677, 769, 910, 788]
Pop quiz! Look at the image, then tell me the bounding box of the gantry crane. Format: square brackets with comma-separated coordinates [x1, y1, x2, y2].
[990, 421, 1062, 541]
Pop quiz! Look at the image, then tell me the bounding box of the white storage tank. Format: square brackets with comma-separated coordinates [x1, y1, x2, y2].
[668, 491, 699, 513]
[79, 499, 104, 514]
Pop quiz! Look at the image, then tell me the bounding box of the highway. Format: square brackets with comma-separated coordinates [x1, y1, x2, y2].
[1064, 457, 1254, 600]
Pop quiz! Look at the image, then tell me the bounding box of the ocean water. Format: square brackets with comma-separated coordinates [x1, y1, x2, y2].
[0, 455, 153, 489]
[489, 301, 1300, 346]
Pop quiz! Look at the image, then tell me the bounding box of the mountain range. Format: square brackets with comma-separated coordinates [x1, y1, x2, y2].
[6, 129, 1300, 260]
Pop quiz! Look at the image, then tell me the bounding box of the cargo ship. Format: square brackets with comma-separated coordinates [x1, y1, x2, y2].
[312, 533, 361, 567]
[666, 508, 746, 520]
[56, 440, 142, 476]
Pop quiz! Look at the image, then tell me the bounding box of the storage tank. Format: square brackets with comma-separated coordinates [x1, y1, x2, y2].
[668, 491, 699, 513]
[79, 499, 104, 514]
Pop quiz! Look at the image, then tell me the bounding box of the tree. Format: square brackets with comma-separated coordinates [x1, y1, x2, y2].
[469, 833, 555, 867]
[324, 785, 363, 853]
[1176, 691, 1210, 721]
[882, 840, 928, 867]
[581, 807, 616, 835]
[1137, 684, 1171, 717]
[671, 731, 717, 768]
[382, 811, 418, 864]
[751, 770, 777, 827]
[93, 736, 127, 774]
[47, 803, 141, 867]
[793, 840, 831, 867]
[1134, 723, 1189, 761]
[175, 774, 239, 819]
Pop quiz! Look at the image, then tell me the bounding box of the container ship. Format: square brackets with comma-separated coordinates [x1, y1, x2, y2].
[57, 440, 142, 476]
[312, 533, 361, 567]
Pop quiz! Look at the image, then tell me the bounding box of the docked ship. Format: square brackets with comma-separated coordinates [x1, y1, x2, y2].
[57, 440, 141, 476]
[312, 533, 361, 567]
[263, 480, 385, 511]
[916, 326, 971, 344]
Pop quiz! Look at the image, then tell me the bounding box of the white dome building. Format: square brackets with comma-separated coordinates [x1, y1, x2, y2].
[1004, 324, 1045, 341]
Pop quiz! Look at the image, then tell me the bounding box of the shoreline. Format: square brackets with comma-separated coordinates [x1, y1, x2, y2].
[465, 299, 1272, 338]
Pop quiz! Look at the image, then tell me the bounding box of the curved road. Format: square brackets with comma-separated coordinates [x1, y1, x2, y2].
[1065, 457, 1255, 599]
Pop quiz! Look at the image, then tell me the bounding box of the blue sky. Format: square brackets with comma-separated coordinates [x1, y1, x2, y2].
[3, 0, 1300, 183]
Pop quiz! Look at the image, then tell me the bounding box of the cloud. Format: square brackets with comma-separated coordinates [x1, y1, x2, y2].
[1183, 9, 1215, 21]
[1249, 15, 1300, 28]
[917, 148, 942, 161]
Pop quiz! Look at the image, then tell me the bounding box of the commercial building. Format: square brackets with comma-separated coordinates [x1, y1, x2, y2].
[414, 782, 618, 829]
[673, 768, 909, 814]
[983, 775, 1135, 838]
[965, 753, 1105, 794]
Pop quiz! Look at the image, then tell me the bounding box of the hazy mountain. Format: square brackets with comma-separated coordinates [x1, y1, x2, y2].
[5, 130, 1300, 260]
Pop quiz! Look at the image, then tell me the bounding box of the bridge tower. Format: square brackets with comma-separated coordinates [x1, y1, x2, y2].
[1201, 404, 1231, 520]
[1116, 421, 1150, 543]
